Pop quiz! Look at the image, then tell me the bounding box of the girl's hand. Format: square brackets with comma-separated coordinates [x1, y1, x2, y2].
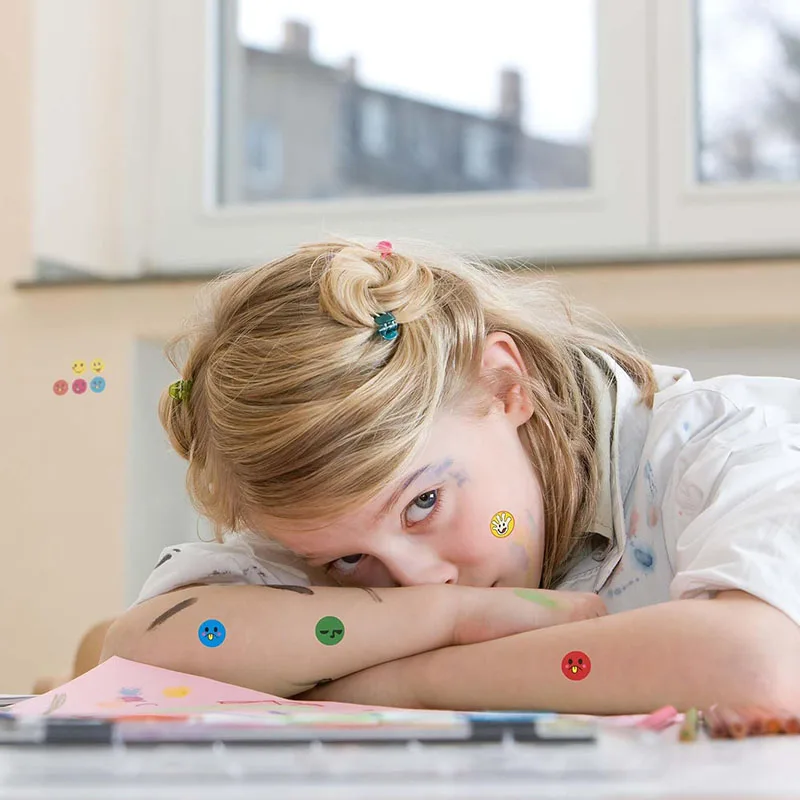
[453, 587, 606, 646]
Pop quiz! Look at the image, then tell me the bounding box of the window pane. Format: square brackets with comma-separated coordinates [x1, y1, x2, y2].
[217, 0, 595, 205]
[696, 0, 800, 183]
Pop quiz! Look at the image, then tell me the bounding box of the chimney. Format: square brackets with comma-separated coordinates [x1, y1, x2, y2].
[282, 20, 311, 58]
[342, 55, 358, 81]
[498, 68, 522, 127]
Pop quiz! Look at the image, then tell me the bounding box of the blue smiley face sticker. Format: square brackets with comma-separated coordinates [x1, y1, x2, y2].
[90, 376, 106, 393]
[198, 619, 226, 647]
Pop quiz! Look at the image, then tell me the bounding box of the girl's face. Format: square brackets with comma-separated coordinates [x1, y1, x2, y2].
[254, 334, 547, 590]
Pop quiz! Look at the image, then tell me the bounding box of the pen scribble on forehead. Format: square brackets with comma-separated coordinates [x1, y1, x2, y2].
[448, 468, 469, 487]
[146, 597, 198, 632]
[431, 458, 454, 477]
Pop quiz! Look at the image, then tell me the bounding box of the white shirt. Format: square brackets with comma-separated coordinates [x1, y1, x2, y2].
[134, 352, 800, 627]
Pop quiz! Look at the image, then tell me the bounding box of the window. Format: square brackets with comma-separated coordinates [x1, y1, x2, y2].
[655, 0, 800, 254]
[31, 0, 800, 278]
[360, 95, 391, 158]
[148, 0, 656, 270]
[697, 0, 800, 184]
[218, 0, 597, 204]
[462, 123, 496, 183]
[244, 120, 283, 197]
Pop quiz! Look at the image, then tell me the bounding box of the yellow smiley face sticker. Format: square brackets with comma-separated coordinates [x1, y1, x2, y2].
[91, 358, 105, 373]
[490, 510, 515, 538]
[72, 360, 86, 375]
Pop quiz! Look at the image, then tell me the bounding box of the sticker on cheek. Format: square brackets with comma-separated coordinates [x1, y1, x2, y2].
[490, 510, 515, 538]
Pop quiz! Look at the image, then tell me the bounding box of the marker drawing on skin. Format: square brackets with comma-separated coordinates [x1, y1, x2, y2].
[263, 584, 315, 595]
[358, 587, 383, 603]
[513, 588, 558, 609]
[146, 597, 198, 631]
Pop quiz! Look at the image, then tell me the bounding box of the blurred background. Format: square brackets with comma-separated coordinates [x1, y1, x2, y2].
[1, 0, 800, 692]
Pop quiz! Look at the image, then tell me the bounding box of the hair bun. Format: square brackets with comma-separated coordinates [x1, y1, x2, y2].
[318, 243, 436, 330]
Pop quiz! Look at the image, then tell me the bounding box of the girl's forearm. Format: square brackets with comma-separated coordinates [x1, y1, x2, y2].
[308, 591, 799, 713]
[101, 583, 590, 699]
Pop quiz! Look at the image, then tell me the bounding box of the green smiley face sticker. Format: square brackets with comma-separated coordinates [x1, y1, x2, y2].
[315, 616, 345, 646]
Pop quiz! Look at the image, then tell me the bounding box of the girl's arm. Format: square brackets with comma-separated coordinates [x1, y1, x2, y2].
[302, 591, 800, 713]
[100, 583, 604, 699]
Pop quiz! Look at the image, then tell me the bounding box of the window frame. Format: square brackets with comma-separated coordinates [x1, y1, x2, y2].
[145, 0, 653, 272]
[654, 0, 800, 256]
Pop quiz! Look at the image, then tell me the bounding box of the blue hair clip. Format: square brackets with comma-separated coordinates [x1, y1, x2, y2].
[373, 312, 399, 341]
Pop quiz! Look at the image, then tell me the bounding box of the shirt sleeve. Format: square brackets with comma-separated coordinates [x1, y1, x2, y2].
[131, 533, 322, 607]
[665, 407, 800, 627]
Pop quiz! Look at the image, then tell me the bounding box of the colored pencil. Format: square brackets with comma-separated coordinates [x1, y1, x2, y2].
[678, 708, 699, 742]
[639, 705, 679, 731]
[755, 708, 784, 735]
[774, 709, 800, 734]
[716, 707, 748, 739]
[735, 706, 768, 736]
[702, 706, 728, 738]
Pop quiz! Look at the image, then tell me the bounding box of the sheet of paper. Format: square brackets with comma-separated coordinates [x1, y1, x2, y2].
[9, 657, 680, 732]
[9, 657, 418, 718]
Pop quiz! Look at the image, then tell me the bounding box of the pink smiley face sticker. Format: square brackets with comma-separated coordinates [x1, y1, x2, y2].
[72, 378, 87, 395]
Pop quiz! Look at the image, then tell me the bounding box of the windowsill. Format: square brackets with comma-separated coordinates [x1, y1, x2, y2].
[13, 251, 800, 291]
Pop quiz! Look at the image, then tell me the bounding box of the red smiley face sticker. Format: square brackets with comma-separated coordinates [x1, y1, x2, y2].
[561, 650, 591, 681]
[53, 379, 68, 396]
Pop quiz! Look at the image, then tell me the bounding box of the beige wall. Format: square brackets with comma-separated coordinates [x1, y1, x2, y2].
[3, 1, 800, 693]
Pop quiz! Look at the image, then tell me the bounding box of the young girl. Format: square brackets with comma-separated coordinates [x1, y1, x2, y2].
[102, 238, 800, 714]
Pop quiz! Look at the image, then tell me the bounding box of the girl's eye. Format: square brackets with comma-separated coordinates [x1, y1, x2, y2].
[328, 553, 365, 575]
[405, 489, 439, 524]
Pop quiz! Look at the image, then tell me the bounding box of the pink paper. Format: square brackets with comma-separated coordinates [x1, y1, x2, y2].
[10, 657, 412, 718]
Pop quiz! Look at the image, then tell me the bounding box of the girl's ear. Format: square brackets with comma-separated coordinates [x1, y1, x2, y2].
[481, 332, 533, 425]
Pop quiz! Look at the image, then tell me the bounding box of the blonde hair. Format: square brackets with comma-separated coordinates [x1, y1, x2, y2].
[160, 237, 656, 588]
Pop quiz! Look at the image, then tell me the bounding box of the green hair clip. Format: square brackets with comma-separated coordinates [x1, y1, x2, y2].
[373, 312, 399, 341]
[168, 379, 193, 403]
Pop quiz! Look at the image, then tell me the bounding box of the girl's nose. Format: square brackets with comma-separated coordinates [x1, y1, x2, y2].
[390, 558, 459, 587]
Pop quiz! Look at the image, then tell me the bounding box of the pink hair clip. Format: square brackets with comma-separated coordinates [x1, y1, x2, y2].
[376, 240, 393, 258]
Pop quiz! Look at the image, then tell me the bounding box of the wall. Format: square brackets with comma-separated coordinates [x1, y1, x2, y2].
[2, 0, 800, 694]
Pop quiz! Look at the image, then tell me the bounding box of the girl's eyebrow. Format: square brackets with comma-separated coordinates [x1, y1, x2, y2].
[372, 463, 434, 523]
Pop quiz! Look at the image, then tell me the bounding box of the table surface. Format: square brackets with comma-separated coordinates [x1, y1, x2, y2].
[1, 726, 799, 799]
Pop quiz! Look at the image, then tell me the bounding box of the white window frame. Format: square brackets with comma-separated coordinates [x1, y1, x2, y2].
[654, 0, 800, 256]
[146, 0, 653, 272]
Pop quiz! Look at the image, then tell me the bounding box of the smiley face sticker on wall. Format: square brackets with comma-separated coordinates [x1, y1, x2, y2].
[72, 360, 86, 375]
[72, 378, 87, 395]
[53, 380, 68, 396]
[91, 359, 105, 373]
[490, 511, 515, 538]
[315, 616, 345, 646]
[90, 376, 106, 394]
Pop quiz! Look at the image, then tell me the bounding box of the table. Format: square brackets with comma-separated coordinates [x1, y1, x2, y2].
[2, 727, 800, 799]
